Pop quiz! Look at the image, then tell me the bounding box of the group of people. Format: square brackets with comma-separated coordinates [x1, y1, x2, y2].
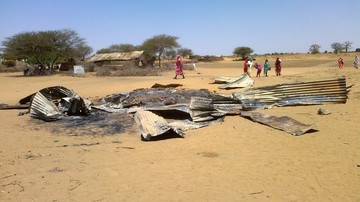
[338, 55, 359, 69]
[243, 57, 282, 77]
[174, 54, 359, 80]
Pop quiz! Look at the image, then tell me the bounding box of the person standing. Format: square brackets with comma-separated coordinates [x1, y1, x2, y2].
[174, 55, 185, 79]
[243, 58, 249, 74]
[275, 58, 282, 76]
[263, 59, 270, 77]
[255, 63, 262, 77]
[338, 57, 344, 69]
[247, 58, 253, 77]
[354, 55, 359, 69]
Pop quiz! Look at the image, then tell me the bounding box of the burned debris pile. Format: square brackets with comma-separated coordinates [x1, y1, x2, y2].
[1, 77, 351, 140]
[99, 88, 242, 140]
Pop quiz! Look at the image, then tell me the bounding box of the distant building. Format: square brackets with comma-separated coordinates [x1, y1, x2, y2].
[86, 51, 153, 68]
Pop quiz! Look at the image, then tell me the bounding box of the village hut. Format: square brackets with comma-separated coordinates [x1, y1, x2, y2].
[86, 51, 151, 68]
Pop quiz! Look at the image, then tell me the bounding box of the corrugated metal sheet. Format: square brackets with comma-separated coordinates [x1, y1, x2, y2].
[134, 110, 184, 141]
[233, 77, 348, 110]
[30, 92, 63, 121]
[218, 74, 254, 89]
[86, 51, 144, 62]
[213, 75, 243, 84]
[28, 86, 91, 121]
[19, 86, 75, 105]
[240, 111, 314, 136]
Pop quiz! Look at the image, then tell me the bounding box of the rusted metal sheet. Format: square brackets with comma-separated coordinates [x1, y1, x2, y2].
[218, 74, 254, 89]
[234, 77, 348, 110]
[134, 110, 184, 141]
[240, 111, 314, 136]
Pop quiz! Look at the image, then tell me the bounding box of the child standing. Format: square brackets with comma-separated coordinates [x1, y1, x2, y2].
[255, 63, 262, 77]
[263, 59, 270, 77]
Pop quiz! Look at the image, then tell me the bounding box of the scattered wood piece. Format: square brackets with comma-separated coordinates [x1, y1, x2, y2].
[117, 146, 135, 149]
[249, 190, 264, 195]
[0, 173, 17, 180]
[72, 142, 100, 147]
[0, 104, 29, 110]
[1, 181, 24, 192]
[68, 180, 81, 191]
[57, 142, 100, 148]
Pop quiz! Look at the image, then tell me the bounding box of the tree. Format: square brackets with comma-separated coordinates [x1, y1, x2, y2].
[141, 34, 180, 67]
[165, 49, 177, 58]
[177, 48, 193, 57]
[343, 41, 353, 52]
[331, 42, 344, 54]
[309, 44, 321, 54]
[74, 44, 93, 61]
[1, 29, 91, 74]
[96, 43, 139, 53]
[233, 46, 253, 60]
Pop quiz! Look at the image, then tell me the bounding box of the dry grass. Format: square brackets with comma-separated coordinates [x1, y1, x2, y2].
[95, 61, 195, 77]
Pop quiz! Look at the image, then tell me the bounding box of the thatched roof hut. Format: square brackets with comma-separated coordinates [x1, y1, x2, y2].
[87, 51, 145, 63]
[87, 51, 150, 67]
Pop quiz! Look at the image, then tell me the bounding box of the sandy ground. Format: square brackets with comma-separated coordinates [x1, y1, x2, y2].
[0, 54, 359, 201]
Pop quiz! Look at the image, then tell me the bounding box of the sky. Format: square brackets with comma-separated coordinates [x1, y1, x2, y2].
[1, 0, 359, 56]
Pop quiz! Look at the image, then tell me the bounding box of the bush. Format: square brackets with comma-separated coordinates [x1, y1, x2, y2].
[192, 55, 224, 62]
[2, 60, 16, 67]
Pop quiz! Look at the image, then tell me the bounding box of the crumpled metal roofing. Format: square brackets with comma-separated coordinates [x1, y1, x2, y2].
[218, 74, 255, 89]
[240, 111, 314, 136]
[134, 110, 185, 141]
[233, 77, 348, 110]
[86, 51, 144, 62]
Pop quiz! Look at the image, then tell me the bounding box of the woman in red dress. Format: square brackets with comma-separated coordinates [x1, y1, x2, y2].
[338, 57, 344, 69]
[275, 58, 282, 76]
[174, 55, 185, 79]
[243, 58, 248, 74]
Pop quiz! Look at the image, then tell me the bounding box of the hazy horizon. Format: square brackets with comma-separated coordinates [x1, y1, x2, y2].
[1, 0, 359, 55]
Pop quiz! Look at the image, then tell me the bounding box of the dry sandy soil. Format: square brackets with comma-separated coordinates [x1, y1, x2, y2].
[0, 54, 359, 201]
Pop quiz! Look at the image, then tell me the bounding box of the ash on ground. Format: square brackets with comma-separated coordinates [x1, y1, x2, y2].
[29, 110, 136, 136]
